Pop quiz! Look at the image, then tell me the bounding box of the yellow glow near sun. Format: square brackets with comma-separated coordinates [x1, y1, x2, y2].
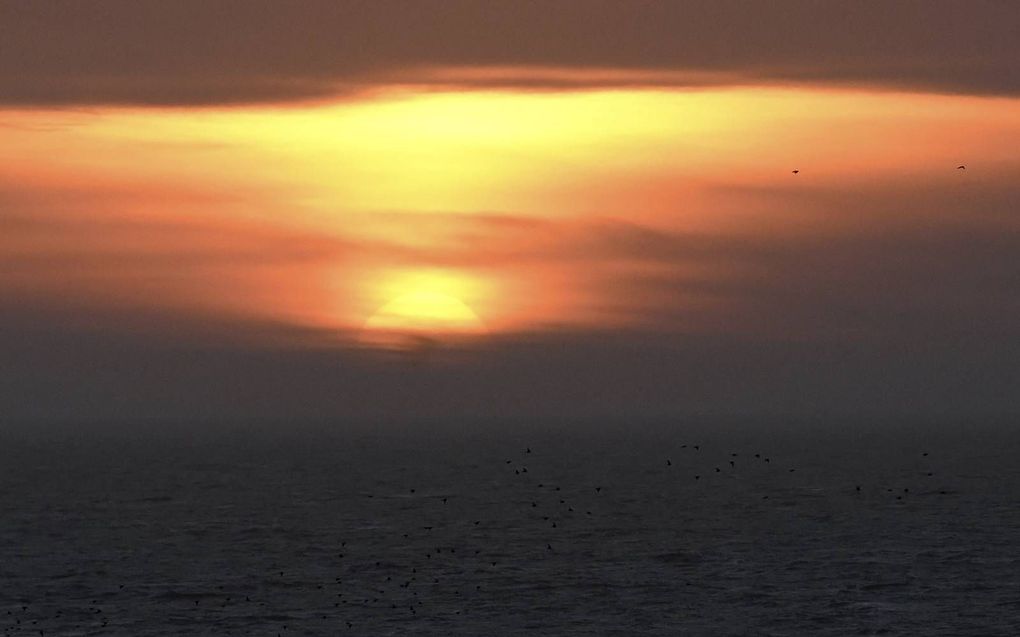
[20, 87, 1019, 238]
[47, 89, 746, 225]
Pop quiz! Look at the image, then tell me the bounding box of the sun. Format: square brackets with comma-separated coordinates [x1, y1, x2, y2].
[359, 272, 487, 350]
[365, 290, 486, 334]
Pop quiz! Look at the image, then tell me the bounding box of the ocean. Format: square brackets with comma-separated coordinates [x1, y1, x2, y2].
[2, 419, 1019, 635]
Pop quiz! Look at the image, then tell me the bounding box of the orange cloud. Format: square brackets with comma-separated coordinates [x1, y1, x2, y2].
[1, 86, 1018, 350]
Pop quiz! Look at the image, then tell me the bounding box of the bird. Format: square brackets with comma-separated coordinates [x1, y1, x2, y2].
[956, 165, 966, 170]
[792, 169, 800, 175]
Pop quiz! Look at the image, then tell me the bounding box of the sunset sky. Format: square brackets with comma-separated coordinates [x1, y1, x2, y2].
[2, 1, 1019, 423]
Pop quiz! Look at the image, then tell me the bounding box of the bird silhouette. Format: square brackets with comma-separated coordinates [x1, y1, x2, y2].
[957, 165, 966, 170]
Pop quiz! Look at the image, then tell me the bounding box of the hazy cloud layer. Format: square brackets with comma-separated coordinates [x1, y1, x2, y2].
[2, 0, 1019, 105]
[3, 173, 1020, 422]
[3, 314, 1017, 424]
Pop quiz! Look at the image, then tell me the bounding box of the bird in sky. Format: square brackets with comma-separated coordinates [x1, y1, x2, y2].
[792, 169, 800, 174]
[957, 165, 966, 170]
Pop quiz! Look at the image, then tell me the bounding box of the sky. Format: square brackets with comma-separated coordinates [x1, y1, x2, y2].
[2, 1, 1019, 424]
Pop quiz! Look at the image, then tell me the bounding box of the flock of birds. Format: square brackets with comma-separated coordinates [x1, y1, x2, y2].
[2, 439, 951, 636]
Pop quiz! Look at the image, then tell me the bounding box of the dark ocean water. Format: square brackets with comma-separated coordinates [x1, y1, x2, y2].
[2, 420, 1019, 636]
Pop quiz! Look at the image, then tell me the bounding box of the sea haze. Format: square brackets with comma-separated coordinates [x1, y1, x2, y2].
[1, 418, 1018, 636]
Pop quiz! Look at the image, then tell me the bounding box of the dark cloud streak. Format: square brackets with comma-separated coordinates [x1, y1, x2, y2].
[2, 0, 1018, 106]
